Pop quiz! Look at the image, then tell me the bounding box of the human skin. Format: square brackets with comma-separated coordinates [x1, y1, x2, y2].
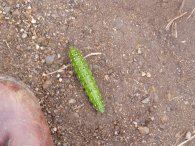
[0, 77, 54, 146]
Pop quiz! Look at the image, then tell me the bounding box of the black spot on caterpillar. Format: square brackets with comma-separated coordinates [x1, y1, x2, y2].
[68, 46, 105, 113]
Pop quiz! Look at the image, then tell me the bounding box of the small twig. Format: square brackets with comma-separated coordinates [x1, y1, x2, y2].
[133, 79, 140, 85]
[84, 52, 102, 58]
[177, 135, 195, 146]
[3, 40, 11, 53]
[174, 130, 188, 145]
[172, 22, 178, 38]
[73, 104, 84, 110]
[166, 12, 187, 31]
[187, 7, 195, 19]
[178, 0, 186, 14]
[42, 64, 70, 76]
[170, 96, 183, 101]
[42, 52, 103, 76]
[4, 40, 11, 49]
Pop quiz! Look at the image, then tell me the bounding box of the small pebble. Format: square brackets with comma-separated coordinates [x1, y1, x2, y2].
[184, 101, 189, 105]
[4, 16, 10, 20]
[12, 9, 20, 15]
[57, 54, 61, 59]
[114, 131, 118, 135]
[59, 78, 63, 82]
[160, 114, 168, 123]
[150, 117, 155, 121]
[45, 54, 55, 65]
[32, 36, 37, 40]
[4, 6, 11, 14]
[22, 33, 28, 39]
[138, 126, 150, 135]
[35, 44, 40, 49]
[27, 5, 32, 9]
[146, 72, 151, 78]
[141, 97, 150, 104]
[31, 18, 37, 24]
[20, 28, 24, 32]
[133, 121, 138, 127]
[141, 72, 146, 77]
[105, 75, 109, 80]
[166, 93, 172, 101]
[16, 4, 20, 8]
[53, 127, 57, 132]
[137, 48, 142, 54]
[35, 54, 39, 59]
[69, 99, 76, 104]
[166, 107, 171, 112]
[185, 131, 191, 140]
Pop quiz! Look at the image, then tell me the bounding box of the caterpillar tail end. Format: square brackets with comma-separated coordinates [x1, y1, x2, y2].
[98, 108, 105, 113]
[96, 103, 105, 113]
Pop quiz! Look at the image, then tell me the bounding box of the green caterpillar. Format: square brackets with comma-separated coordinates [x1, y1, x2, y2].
[68, 46, 105, 113]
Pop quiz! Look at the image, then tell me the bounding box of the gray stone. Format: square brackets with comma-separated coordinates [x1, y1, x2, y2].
[138, 126, 150, 135]
[4, 6, 11, 13]
[141, 97, 150, 104]
[45, 54, 55, 65]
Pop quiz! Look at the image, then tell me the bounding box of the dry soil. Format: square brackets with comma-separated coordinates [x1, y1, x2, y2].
[0, 0, 195, 146]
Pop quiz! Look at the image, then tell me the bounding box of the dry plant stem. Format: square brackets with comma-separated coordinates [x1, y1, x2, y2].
[3, 40, 11, 53]
[177, 135, 195, 146]
[4, 40, 11, 49]
[43, 53, 102, 76]
[178, 0, 186, 14]
[84, 52, 102, 58]
[174, 130, 188, 146]
[187, 8, 195, 19]
[166, 12, 187, 31]
[169, 0, 186, 38]
[42, 64, 70, 76]
[172, 22, 178, 38]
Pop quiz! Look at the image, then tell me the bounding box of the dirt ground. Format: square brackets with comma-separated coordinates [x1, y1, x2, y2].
[0, 0, 195, 146]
